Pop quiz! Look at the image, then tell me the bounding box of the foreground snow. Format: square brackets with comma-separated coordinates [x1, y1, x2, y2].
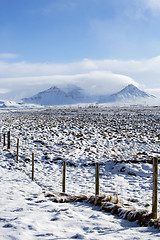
[0, 106, 159, 214]
[0, 106, 160, 239]
[0, 163, 160, 240]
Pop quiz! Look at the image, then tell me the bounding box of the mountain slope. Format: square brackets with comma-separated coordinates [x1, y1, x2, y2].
[22, 86, 76, 105]
[22, 84, 157, 106]
[98, 84, 155, 103]
[22, 85, 94, 105]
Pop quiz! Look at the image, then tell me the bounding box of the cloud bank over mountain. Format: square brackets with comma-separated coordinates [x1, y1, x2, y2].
[0, 57, 160, 100]
[22, 84, 157, 106]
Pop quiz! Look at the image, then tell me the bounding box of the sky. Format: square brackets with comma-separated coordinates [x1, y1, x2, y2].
[0, 0, 160, 100]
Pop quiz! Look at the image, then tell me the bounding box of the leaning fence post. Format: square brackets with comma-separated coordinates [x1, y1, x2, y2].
[7, 131, 10, 149]
[32, 153, 34, 181]
[3, 133, 6, 147]
[95, 162, 100, 196]
[152, 157, 158, 219]
[62, 161, 66, 193]
[16, 138, 19, 162]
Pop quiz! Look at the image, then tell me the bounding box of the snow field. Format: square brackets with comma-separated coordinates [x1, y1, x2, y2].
[0, 164, 160, 240]
[0, 106, 160, 214]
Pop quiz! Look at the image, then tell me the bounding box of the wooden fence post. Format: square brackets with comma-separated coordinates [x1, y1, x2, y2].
[16, 138, 19, 162]
[62, 161, 66, 193]
[152, 157, 158, 219]
[95, 162, 100, 196]
[32, 153, 34, 181]
[7, 131, 10, 149]
[3, 133, 6, 147]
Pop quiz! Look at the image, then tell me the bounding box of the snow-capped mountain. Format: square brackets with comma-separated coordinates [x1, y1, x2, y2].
[22, 84, 157, 106]
[22, 84, 95, 105]
[22, 86, 84, 105]
[98, 84, 155, 103]
[22, 86, 77, 105]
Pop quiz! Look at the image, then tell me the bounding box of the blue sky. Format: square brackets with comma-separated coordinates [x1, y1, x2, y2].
[0, 0, 160, 100]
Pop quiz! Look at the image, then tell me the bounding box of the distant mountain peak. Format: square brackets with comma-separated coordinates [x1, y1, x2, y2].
[118, 84, 149, 97]
[98, 84, 155, 103]
[22, 83, 157, 106]
[22, 85, 76, 105]
[22, 84, 91, 106]
[124, 84, 138, 92]
[127, 84, 137, 88]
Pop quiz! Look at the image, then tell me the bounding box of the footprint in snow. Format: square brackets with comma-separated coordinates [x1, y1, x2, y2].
[3, 223, 16, 229]
[12, 208, 23, 212]
[25, 197, 33, 201]
[71, 233, 84, 239]
[0, 218, 7, 222]
[89, 214, 100, 219]
[28, 225, 36, 230]
[50, 217, 59, 221]
[35, 199, 47, 203]
[83, 227, 94, 233]
[35, 233, 54, 237]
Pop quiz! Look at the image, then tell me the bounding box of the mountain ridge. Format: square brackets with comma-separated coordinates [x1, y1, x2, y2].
[22, 86, 76, 105]
[22, 84, 156, 106]
[98, 84, 155, 103]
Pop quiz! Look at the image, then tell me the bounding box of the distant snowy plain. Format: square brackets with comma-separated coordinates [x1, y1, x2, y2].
[0, 105, 160, 239]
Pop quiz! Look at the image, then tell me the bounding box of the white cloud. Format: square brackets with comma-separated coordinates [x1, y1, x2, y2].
[0, 53, 19, 59]
[139, 0, 160, 15]
[74, 71, 136, 95]
[0, 70, 135, 99]
[146, 88, 160, 97]
[0, 57, 160, 100]
[0, 88, 10, 94]
[146, 0, 160, 10]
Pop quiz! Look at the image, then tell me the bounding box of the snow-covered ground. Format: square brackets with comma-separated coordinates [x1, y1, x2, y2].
[1, 162, 160, 240]
[0, 105, 160, 239]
